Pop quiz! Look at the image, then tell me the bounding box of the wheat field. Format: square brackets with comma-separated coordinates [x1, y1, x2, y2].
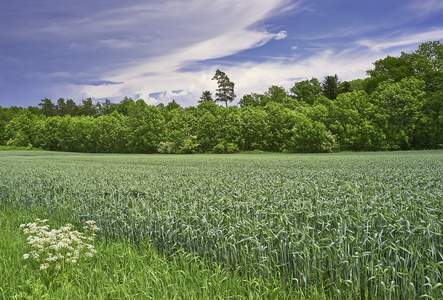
[1, 150, 442, 298]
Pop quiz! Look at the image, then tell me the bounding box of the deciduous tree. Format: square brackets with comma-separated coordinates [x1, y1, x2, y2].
[290, 78, 322, 105]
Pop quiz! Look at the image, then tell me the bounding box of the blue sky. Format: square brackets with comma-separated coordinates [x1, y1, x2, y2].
[1, 0, 443, 108]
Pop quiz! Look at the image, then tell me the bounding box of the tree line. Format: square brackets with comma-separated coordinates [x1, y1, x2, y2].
[1, 41, 442, 153]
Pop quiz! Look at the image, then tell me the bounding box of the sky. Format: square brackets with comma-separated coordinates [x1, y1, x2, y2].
[1, 0, 443, 108]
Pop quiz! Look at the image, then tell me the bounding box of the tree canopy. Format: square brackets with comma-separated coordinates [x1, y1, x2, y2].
[1, 41, 442, 153]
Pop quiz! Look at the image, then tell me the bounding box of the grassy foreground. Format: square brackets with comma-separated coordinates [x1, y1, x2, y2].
[1, 150, 442, 299]
[0, 208, 304, 299]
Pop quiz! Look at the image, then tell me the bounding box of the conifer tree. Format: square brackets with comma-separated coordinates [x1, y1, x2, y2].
[212, 69, 236, 107]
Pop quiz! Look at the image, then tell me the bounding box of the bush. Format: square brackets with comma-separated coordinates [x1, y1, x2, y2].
[157, 141, 175, 154]
[213, 142, 239, 154]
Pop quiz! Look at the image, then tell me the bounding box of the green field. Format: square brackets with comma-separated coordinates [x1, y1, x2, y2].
[1, 151, 442, 299]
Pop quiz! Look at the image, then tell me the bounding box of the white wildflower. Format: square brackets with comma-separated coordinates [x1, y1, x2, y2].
[21, 218, 99, 276]
[46, 256, 58, 262]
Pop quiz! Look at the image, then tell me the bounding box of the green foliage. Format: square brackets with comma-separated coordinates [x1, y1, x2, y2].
[263, 102, 296, 152]
[198, 90, 214, 103]
[4, 111, 40, 147]
[212, 141, 239, 153]
[165, 99, 182, 111]
[196, 111, 218, 151]
[94, 113, 128, 153]
[158, 133, 199, 154]
[322, 74, 340, 100]
[66, 116, 97, 152]
[290, 78, 323, 105]
[1, 41, 442, 153]
[288, 116, 333, 152]
[238, 92, 264, 107]
[0, 145, 43, 151]
[115, 96, 135, 116]
[369, 76, 426, 150]
[79, 98, 97, 117]
[157, 141, 175, 154]
[366, 54, 415, 85]
[125, 100, 165, 153]
[262, 85, 288, 105]
[328, 90, 375, 151]
[240, 106, 269, 151]
[38, 98, 56, 117]
[0, 107, 23, 144]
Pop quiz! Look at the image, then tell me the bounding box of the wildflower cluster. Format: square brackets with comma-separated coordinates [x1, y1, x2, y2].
[20, 218, 100, 276]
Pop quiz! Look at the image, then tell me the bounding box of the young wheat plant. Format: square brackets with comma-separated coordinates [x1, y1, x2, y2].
[20, 218, 100, 277]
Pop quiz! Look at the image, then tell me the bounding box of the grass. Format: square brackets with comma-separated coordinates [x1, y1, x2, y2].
[0, 145, 44, 151]
[1, 150, 442, 298]
[0, 208, 304, 299]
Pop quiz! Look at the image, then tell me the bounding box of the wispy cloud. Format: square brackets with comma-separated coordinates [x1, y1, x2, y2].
[357, 28, 443, 52]
[55, 0, 296, 101]
[406, 0, 443, 17]
[117, 26, 443, 107]
[1, 0, 441, 107]
[71, 25, 443, 107]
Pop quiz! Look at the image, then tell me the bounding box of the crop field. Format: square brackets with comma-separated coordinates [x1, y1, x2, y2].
[1, 150, 442, 298]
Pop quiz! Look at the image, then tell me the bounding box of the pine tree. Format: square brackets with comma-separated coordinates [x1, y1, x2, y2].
[198, 91, 214, 103]
[212, 69, 236, 107]
[322, 75, 340, 100]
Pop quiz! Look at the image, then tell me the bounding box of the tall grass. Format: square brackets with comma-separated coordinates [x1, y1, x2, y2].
[0, 208, 302, 299]
[1, 150, 442, 298]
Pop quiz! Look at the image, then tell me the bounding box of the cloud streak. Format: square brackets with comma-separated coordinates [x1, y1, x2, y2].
[0, 0, 442, 107]
[56, 0, 295, 102]
[357, 28, 443, 52]
[406, 0, 443, 17]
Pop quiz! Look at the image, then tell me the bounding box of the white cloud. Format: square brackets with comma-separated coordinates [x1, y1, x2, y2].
[31, 1, 443, 108]
[406, 0, 443, 17]
[100, 46, 376, 107]
[357, 28, 443, 52]
[274, 31, 288, 40]
[130, 29, 442, 107]
[70, 25, 443, 107]
[64, 0, 295, 103]
[178, 30, 280, 62]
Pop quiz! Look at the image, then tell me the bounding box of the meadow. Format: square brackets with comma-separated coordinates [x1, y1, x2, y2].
[1, 150, 442, 299]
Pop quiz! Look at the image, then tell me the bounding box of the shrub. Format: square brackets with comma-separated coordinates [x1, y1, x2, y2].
[213, 141, 239, 153]
[157, 141, 175, 154]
